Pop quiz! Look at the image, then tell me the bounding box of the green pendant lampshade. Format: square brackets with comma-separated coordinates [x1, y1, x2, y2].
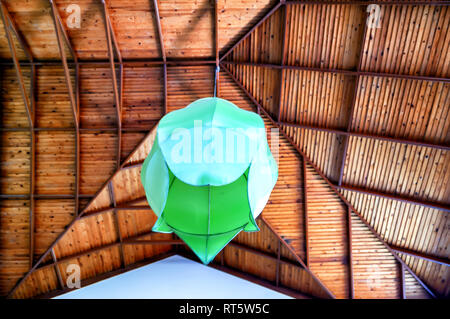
[140, 97, 278, 264]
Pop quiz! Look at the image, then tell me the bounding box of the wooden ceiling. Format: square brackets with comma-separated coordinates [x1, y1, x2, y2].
[0, 0, 448, 299]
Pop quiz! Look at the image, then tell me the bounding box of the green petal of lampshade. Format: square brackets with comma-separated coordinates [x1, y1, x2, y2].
[141, 97, 278, 264]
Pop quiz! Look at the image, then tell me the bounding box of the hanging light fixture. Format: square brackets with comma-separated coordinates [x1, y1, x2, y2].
[141, 97, 278, 264]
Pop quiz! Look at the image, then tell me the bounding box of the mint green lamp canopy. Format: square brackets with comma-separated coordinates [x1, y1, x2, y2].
[140, 97, 278, 264]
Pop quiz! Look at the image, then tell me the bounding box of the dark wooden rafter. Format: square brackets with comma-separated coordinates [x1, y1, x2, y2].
[101, 0, 122, 168]
[151, 0, 167, 115]
[48, 0, 81, 217]
[214, 0, 220, 97]
[336, 184, 450, 213]
[108, 181, 125, 268]
[163, 63, 167, 114]
[275, 240, 281, 287]
[30, 65, 36, 264]
[391, 245, 450, 267]
[221, 61, 450, 84]
[347, 206, 354, 299]
[303, 157, 309, 267]
[277, 3, 287, 121]
[0, 3, 32, 123]
[278, 120, 450, 151]
[152, 0, 165, 62]
[0, 126, 156, 132]
[51, 248, 65, 290]
[337, 5, 369, 187]
[75, 62, 80, 213]
[214, 0, 219, 66]
[339, 9, 366, 298]
[0, 194, 93, 200]
[0, 1, 35, 269]
[400, 263, 406, 299]
[0, 59, 218, 67]
[220, 64, 439, 298]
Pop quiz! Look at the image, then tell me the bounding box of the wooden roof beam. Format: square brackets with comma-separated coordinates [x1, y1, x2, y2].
[347, 206, 355, 299]
[108, 182, 125, 268]
[49, 0, 78, 117]
[1, 1, 36, 269]
[0, 59, 218, 67]
[0, 194, 93, 200]
[277, 4, 287, 121]
[337, 5, 369, 187]
[0, 2, 33, 125]
[275, 240, 281, 287]
[101, 0, 122, 169]
[220, 63, 439, 298]
[152, 0, 165, 62]
[390, 245, 450, 268]
[303, 158, 310, 267]
[400, 263, 406, 299]
[49, 0, 80, 218]
[1, 126, 156, 132]
[49, 0, 77, 63]
[214, 0, 219, 66]
[51, 248, 65, 290]
[221, 61, 450, 84]
[336, 184, 450, 213]
[279, 122, 450, 152]
[151, 0, 167, 114]
[214, 0, 220, 98]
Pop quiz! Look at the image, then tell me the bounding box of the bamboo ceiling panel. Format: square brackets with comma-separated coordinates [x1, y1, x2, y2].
[226, 2, 449, 297]
[0, 0, 448, 299]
